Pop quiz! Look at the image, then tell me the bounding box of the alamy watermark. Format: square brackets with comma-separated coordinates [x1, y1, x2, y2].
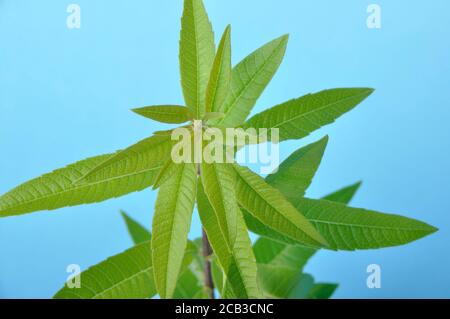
[366, 263, 381, 289]
[66, 4, 81, 29]
[66, 263, 81, 288]
[170, 121, 279, 174]
[367, 4, 381, 29]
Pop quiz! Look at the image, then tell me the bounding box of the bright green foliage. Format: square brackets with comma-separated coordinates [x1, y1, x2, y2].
[132, 105, 192, 124]
[77, 134, 172, 184]
[0, 0, 438, 300]
[217, 35, 288, 127]
[54, 241, 157, 299]
[0, 153, 162, 217]
[206, 25, 232, 113]
[265, 136, 328, 205]
[122, 211, 206, 299]
[306, 283, 339, 299]
[296, 198, 437, 250]
[244, 88, 374, 141]
[180, 0, 215, 118]
[197, 183, 261, 298]
[234, 164, 327, 248]
[152, 163, 197, 298]
[323, 182, 362, 204]
[201, 163, 238, 246]
[121, 211, 151, 244]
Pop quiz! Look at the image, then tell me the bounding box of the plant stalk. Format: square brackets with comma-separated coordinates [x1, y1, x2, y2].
[202, 228, 215, 299]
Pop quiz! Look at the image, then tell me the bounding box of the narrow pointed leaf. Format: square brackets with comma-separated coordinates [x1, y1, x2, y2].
[197, 183, 261, 298]
[254, 237, 314, 298]
[306, 283, 338, 299]
[323, 181, 362, 204]
[173, 268, 206, 299]
[120, 211, 151, 245]
[233, 164, 327, 247]
[253, 237, 315, 270]
[244, 88, 374, 141]
[180, 0, 215, 118]
[152, 163, 197, 298]
[295, 198, 438, 250]
[77, 134, 173, 184]
[53, 240, 195, 299]
[0, 153, 163, 217]
[257, 264, 303, 298]
[152, 158, 178, 190]
[245, 143, 361, 246]
[287, 273, 315, 299]
[217, 35, 288, 127]
[54, 241, 156, 299]
[200, 163, 238, 246]
[203, 112, 225, 122]
[132, 105, 191, 124]
[247, 197, 436, 250]
[265, 136, 328, 205]
[206, 25, 232, 113]
[211, 257, 224, 295]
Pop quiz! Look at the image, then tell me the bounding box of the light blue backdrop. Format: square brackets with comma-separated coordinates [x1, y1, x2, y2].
[1, 0, 449, 298]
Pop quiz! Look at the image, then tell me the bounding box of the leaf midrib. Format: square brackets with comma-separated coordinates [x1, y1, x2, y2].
[219, 38, 285, 125]
[92, 266, 153, 299]
[235, 166, 313, 239]
[268, 89, 372, 130]
[0, 165, 162, 213]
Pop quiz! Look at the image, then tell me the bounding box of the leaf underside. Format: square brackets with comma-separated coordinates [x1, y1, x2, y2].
[152, 163, 197, 298]
[54, 241, 157, 299]
[244, 88, 374, 142]
[197, 183, 261, 298]
[216, 35, 288, 127]
[0, 152, 162, 217]
[132, 105, 192, 124]
[180, 0, 215, 118]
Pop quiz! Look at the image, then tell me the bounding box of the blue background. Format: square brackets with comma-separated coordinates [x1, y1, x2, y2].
[0, 0, 449, 298]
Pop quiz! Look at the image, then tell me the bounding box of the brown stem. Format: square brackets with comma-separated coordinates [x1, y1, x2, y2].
[202, 228, 215, 299]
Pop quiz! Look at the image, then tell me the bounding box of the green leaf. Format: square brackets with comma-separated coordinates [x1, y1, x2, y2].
[254, 237, 315, 298]
[233, 164, 327, 247]
[306, 283, 338, 299]
[205, 25, 232, 113]
[244, 88, 374, 142]
[287, 273, 315, 299]
[211, 256, 224, 295]
[152, 158, 178, 190]
[152, 163, 197, 298]
[132, 105, 192, 124]
[253, 237, 315, 270]
[197, 183, 261, 298]
[172, 239, 208, 299]
[203, 112, 225, 122]
[200, 163, 238, 246]
[265, 136, 328, 205]
[53, 239, 196, 299]
[77, 134, 173, 184]
[120, 211, 151, 245]
[244, 143, 361, 247]
[54, 241, 157, 299]
[247, 197, 437, 250]
[323, 181, 362, 204]
[257, 264, 300, 298]
[173, 268, 206, 299]
[294, 197, 438, 250]
[217, 35, 288, 127]
[180, 0, 215, 118]
[0, 153, 163, 217]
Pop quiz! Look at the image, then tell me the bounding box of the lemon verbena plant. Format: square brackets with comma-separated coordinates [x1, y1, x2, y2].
[0, 0, 437, 299]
